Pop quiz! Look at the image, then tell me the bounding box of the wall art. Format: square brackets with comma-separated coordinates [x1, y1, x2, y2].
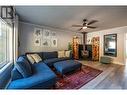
[34, 28, 42, 38]
[42, 39, 51, 47]
[34, 38, 41, 46]
[51, 38, 57, 47]
[43, 29, 51, 39]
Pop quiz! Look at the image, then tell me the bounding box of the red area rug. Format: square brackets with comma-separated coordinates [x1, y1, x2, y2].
[55, 65, 103, 89]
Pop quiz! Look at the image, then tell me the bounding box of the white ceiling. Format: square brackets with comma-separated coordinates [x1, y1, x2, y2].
[15, 6, 127, 33]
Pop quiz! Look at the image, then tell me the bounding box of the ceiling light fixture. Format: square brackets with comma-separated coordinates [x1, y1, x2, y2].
[82, 26, 87, 29]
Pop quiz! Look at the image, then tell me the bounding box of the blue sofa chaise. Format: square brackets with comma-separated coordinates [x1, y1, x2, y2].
[7, 55, 57, 89]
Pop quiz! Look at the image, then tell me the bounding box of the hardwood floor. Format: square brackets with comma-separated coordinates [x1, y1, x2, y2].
[78, 60, 127, 89]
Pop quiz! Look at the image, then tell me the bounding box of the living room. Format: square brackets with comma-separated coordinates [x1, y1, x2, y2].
[1, 6, 127, 90]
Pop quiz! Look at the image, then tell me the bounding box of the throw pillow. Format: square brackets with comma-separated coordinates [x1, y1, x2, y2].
[11, 67, 23, 81]
[31, 54, 42, 63]
[15, 56, 33, 78]
[58, 50, 65, 58]
[27, 54, 35, 64]
[65, 50, 71, 57]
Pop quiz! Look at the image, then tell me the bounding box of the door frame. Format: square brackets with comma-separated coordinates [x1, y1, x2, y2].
[124, 32, 127, 65]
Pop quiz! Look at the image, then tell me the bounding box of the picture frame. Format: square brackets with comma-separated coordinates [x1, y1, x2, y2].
[43, 29, 51, 39]
[34, 38, 41, 46]
[51, 38, 57, 47]
[42, 39, 51, 47]
[34, 28, 42, 38]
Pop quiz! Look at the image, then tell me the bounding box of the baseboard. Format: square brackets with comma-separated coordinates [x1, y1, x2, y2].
[112, 61, 125, 65]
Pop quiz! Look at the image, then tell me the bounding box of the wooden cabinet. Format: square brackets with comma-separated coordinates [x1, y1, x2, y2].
[91, 37, 99, 61]
[73, 36, 79, 59]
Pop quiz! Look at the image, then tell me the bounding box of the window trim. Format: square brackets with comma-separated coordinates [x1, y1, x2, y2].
[0, 17, 13, 69]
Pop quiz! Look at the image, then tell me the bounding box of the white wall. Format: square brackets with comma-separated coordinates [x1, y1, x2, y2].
[19, 22, 83, 55]
[86, 26, 127, 65]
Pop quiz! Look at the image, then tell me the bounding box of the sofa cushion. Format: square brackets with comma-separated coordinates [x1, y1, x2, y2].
[43, 58, 59, 67]
[8, 63, 56, 89]
[26, 52, 43, 60]
[43, 57, 70, 67]
[26, 54, 35, 64]
[58, 57, 70, 61]
[65, 50, 71, 57]
[58, 50, 65, 58]
[42, 51, 58, 60]
[15, 56, 33, 78]
[30, 54, 42, 63]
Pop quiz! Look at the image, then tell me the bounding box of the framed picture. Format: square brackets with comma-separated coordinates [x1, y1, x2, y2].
[43, 29, 51, 39]
[51, 38, 57, 47]
[51, 31, 56, 37]
[34, 38, 41, 46]
[42, 39, 51, 47]
[34, 28, 42, 37]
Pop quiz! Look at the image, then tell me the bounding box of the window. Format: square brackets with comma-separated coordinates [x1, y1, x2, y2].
[0, 18, 13, 69]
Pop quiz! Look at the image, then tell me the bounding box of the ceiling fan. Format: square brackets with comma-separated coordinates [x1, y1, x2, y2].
[72, 19, 98, 31]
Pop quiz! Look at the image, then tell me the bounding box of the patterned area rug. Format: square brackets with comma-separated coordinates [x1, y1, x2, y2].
[55, 65, 103, 89]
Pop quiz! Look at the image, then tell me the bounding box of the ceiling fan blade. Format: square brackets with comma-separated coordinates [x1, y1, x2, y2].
[87, 20, 98, 25]
[72, 25, 83, 27]
[78, 28, 82, 31]
[87, 26, 97, 29]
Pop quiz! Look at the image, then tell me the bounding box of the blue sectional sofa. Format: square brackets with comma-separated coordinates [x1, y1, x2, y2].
[7, 51, 73, 89]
